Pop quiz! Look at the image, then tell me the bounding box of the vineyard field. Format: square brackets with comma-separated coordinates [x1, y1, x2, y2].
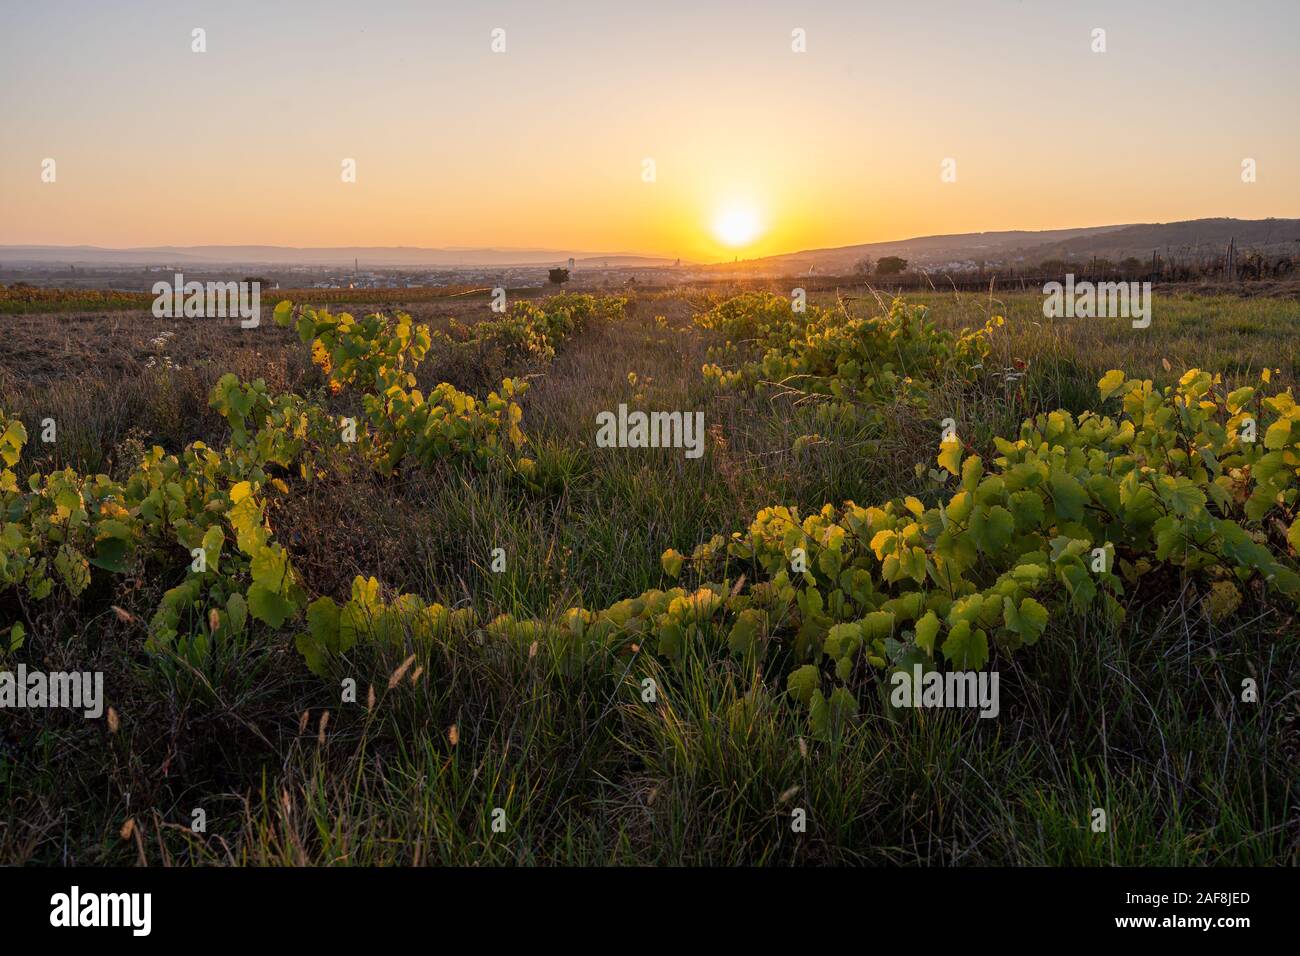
[0, 287, 1297, 866]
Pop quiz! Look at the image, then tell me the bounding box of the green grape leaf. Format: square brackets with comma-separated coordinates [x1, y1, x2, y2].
[914, 610, 940, 656]
[661, 548, 684, 578]
[1097, 369, 1126, 401]
[941, 620, 989, 670]
[971, 505, 1014, 554]
[1003, 596, 1049, 645]
[937, 437, 962, 476]
[247, 583, 296, 629]
[787, 664, 821, 706]
[1049, 470, 1088, 522]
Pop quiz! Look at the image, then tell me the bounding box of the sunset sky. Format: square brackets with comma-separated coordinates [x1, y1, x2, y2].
[2, 0, 1297, 262]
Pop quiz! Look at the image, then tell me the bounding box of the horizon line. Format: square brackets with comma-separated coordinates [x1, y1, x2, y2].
[3, 214, 1298, 267]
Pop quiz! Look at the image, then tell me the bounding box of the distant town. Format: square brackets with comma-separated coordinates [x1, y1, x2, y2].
[0, 260, 708, 294]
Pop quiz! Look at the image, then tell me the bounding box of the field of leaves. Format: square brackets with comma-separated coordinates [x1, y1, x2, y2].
[0, 286, 1296, 865]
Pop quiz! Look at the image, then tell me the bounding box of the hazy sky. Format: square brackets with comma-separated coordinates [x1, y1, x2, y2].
[2, 0, 1297, 261]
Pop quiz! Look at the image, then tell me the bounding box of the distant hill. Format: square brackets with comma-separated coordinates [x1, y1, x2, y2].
[745, 225, 1130, 274]
[726, 218, 1300, 274]
[1013, 218, 1300, 263]
[0, 245, 685, 269]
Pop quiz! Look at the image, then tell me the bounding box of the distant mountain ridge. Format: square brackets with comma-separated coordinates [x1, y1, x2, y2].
[733, 218, 1300, 273]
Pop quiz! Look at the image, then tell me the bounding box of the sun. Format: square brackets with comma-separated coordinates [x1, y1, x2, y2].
[712, 203, 763, 248]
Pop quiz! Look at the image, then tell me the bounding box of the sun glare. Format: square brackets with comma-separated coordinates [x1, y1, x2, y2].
[712, 203, 763, 248]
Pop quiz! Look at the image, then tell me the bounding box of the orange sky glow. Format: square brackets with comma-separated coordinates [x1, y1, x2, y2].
[1, 1, 1297, 262]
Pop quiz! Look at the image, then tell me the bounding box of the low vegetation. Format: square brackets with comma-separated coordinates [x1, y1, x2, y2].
[0, 287, 1295, 865]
